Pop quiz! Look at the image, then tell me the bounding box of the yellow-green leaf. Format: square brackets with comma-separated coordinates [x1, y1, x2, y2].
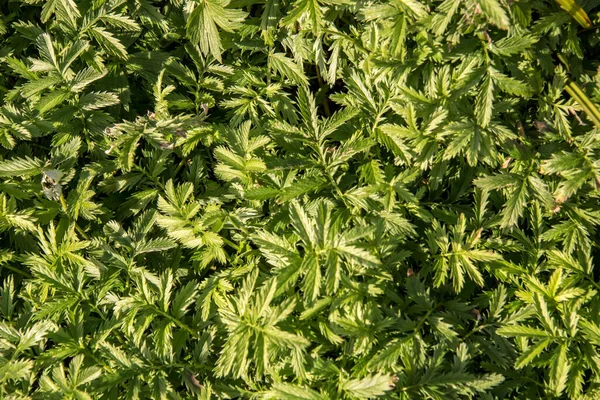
[555, 0, 591, 28]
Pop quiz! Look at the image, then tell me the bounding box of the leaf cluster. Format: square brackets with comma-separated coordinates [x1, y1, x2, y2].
[1, 0, 600, 399]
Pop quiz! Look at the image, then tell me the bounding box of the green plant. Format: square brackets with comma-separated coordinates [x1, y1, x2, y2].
[1, 0, 600, 398]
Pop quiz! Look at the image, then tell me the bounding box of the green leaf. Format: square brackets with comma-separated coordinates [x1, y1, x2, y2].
[36, 90, 70, 113]
[264, 383, 328, 400]
[342, 374, 394, 399]
[0, 157, 44, 177]
[186, 0, 247, 62]
[79, 91, 120, 110]
[475, 74, 494, 127]
[497, 325, 551, 338]
[88, 27, 129, 59]
[515, 338, 552, 369]
[281, 0, 323, 34]
[477, 0, 509, 29]
[491, 35, 537, 57]
[549, 344, 570, 397]
[268, 53, 309, 86]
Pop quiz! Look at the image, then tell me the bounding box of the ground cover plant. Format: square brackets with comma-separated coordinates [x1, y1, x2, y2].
[1, 0, 600, 398]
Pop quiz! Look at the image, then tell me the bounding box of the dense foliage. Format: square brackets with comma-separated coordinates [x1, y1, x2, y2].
[1, 0, 600, 398]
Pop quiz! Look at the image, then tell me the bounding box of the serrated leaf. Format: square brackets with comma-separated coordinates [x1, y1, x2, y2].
[342, 374, 393, 399]
[186, 0, 247, 62]
[268, 53, 309, 86]
[475, 74, 494, 127]
[79, 91, 120, 110]
[478, 0, 509, 29]
[497, 325, 551, 338]
[0, 157, 44, 177]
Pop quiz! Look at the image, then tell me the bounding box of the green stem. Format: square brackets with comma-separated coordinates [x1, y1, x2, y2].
[0, 263, 32, 278]
[222, 237, 240, 252]
[411, 304, 437, 337]
[150, 304, 200, 339]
